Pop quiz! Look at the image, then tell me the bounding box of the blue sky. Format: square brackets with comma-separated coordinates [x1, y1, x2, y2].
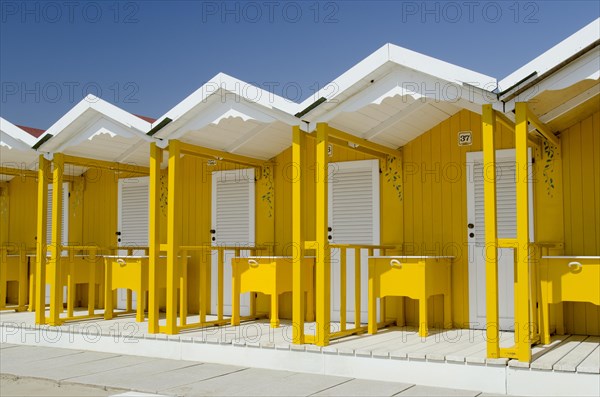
[1, 0, 598, 129]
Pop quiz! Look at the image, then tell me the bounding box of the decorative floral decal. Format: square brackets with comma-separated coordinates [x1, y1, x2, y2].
[384, 155, 402, 201]
[260, 165, 274, 218]
[542, 140, 556, 197]
[0, 184, 8, 219]
[160, 172, 168, 216]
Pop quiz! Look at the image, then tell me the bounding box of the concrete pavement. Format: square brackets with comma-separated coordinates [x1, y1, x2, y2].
[0, 343, 494, 396]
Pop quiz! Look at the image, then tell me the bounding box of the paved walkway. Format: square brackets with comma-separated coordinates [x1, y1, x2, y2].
[0, 343, 499, 396]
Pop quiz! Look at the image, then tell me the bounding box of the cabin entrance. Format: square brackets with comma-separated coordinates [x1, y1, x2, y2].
[466, 149, 533, 331]
[328, 159, 380, 323]
[211, 168, 255, 316]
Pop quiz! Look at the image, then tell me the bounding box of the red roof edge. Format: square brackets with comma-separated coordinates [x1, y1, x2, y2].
[135, 114, 157, 123]
[16, 125, 45, 138]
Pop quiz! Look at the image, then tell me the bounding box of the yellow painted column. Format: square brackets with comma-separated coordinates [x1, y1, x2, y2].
[165, 140, 182, 334]
[35, 155, 49, 325]
[515, 103, 532, 362]
[482, 104, 500, 358]
[315, 123, 330, 346]
[148, 143, 162, 333]
[292, 126, 305, 344]
[48, 153, 64, 326]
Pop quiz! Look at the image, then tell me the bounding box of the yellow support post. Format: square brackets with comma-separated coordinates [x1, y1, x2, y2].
[165, 140, 182, 334]
[482, 104, 500, 359]
[35, 155, 49, 325]
[48, 153, 64, 326]
[315, 123, 330, 346]
[292, 126, 306, 344]
[148, 143, 162, 333]
[515, 103, 532, 362]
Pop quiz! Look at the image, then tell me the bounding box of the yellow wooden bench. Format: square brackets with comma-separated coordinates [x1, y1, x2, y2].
[231, 256, 314, 328]
[28, 253, 104, 318]
[368, 256, 453, 337]
[540, 256, 600, 344]
[0, 249, 28, 311]
[104, 255, 188, 323]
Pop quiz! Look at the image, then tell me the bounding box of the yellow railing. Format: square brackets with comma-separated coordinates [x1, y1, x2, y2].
[327, 244, 396, 340]
[151, 244, 267, 334]
[297, 243, 398, 345]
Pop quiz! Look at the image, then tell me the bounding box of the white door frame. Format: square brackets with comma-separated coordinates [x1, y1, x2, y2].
[210, 168, 255, 316]
[466, 148, 534, 330]
[328, 159, 380, 323]
[116, 176, 150, 309]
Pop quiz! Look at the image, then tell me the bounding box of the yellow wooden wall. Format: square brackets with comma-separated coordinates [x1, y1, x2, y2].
[560, 110, 600, 335]
[4, 176, 38, 247]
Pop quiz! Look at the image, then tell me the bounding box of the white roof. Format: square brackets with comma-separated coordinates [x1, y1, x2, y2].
[499, 18, 600, 91]
[35, 95, 155, 170]
[298, 43, 495, 111]
[153, 73, 302, 160]
[0, 118, 40, 180]
[296, 43, 497, 148]
[0, 117, 37, 148]
[497, 18, 599, 131]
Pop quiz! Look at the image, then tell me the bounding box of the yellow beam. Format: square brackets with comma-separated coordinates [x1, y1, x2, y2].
[315, 123, 330, 346]
[515, 103, 532, 362]
[34, 155, 49, 325]
[495, 110, 515, 131]
[292, 126, 306, 344]
[0, 167, 37, 178]
[525, 105, 560, 147]
[48, 153, 64, 326]
[148, 143, 162, 334]
[482, 104, 500, 359]
[327, 126, 402, 158]
[305, 133, 386, 159]
[61, 154, 149, 176]
[165, 140, 182, 334]
[177, 141, 265, 169]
